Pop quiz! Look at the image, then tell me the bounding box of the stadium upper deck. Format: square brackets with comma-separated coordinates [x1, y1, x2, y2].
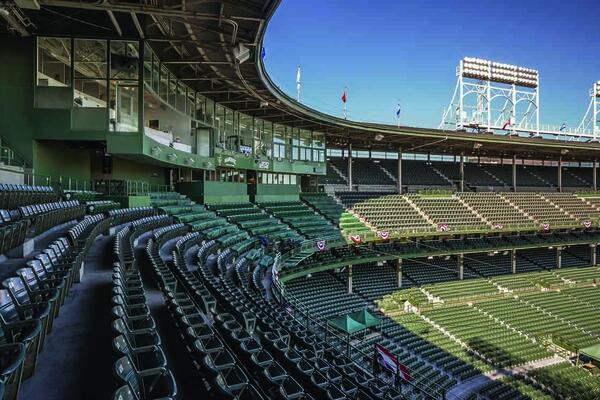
[2, 0, 600, 166]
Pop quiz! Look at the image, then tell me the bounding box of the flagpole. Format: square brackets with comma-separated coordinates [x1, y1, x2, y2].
[296, 65, 301, 102]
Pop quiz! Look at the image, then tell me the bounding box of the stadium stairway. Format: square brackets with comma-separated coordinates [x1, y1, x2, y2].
[19, 235, 115, 400]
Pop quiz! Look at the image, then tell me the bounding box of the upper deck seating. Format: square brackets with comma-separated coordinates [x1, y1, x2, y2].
[458, 192, 534, 229]
[501, 193, 577, 227]
[300, 192, 344, 224]
[259, 201, 341, 239]
[541, 193, 598, 222]
[409, 195, 488, 231]
[351, 195, 433, 232]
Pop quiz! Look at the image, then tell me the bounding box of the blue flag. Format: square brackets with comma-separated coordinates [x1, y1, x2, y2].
[559, 122, 566, 132]
[396, 104, 401, 118]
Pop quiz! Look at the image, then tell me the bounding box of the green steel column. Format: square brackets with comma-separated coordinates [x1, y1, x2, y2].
[347, 264, 353, 294]
[511, 249, 517, 274]
[397, 147, 402, 194]
[459, 153, 464, 192]
[347, 142, 352, 190]
[396, 258, 403, 288]
[558, 156, 562, 193]
[594, 158, 597, 191]
[512, 154, 517, 192]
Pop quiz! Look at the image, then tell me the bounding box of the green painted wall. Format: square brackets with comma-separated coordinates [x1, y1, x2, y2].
[0, 37, 34, 163]
[203, 181, 248, 204]
[33, 140, 92, 186]
[107, 195, 151, 207]
[177, 182, 203, 203]
[255, 184, 299, 202]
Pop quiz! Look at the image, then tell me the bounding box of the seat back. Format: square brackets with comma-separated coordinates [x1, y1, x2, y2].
[113, 334, 133, 356]
[0, 289, 19, 324]
[16, 268, 41, 292]
[3, 277, 32, 307]
[27, 260, 48, 281]
[112, 384, 139, 400]
[114, 356, 140, 397]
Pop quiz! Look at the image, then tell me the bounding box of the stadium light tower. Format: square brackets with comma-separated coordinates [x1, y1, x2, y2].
[440, 57, 539, 136]
[577, 81, 600, 138]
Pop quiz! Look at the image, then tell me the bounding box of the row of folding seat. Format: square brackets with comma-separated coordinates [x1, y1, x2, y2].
[0, 232, 89, 400]
[68, 215, 111, 255]
[169, 226, 404, 400]
[84, 200, 119, 215]
[18, 201, 85, 235]
[62, 190, 99, 202]
[0, 185, 58, 210]
[147, 239, 273, 398]
[108, 207, 158, 227]
[196, 246, 403, 399]
[0, 211, 28, 256]
[111, 262, 177, 399]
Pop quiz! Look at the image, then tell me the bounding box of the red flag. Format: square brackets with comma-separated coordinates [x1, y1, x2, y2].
[341, 89, 347, 104]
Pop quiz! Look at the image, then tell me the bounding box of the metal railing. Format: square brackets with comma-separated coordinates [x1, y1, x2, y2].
[271, 256, 448, 399]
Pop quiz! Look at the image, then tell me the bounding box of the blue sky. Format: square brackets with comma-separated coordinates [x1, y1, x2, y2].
[263, 0, 600, 129]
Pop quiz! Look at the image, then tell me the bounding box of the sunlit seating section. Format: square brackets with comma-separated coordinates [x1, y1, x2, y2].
[423, 279, 499, 301]
[529, 362, 600, 400]
[259, 201, 341, 239]
[409, 194, 488, 231]
[423, 305, 552, 368]
[502, 192, 577, 226]
[459, 192, 534, 229]
[338, 212, 372, 237]
[150, 192, 223, 232]
[351, 195, 434, 232]
[542, 193, 599, 221]
[475, 297, 597, 350]
[300, 192, 345, 224]
[562, 286, 600, 307]
[209, 202, 302, 242]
